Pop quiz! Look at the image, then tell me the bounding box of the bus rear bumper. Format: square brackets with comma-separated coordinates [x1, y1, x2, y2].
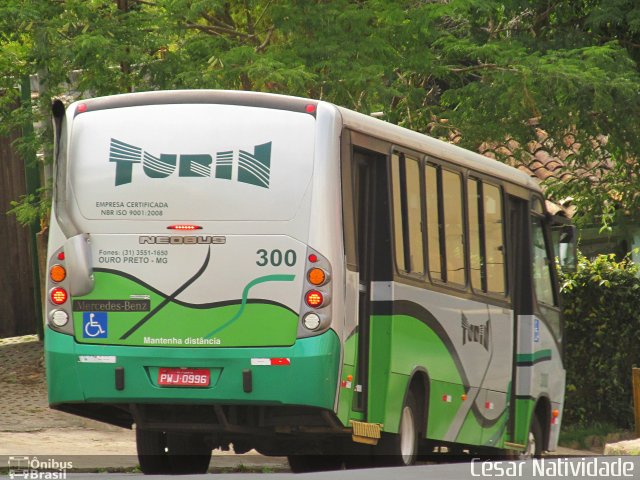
[45, 328, 340, 416]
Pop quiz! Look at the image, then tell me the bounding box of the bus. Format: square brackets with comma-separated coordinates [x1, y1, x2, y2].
[45, 90, 570, 473]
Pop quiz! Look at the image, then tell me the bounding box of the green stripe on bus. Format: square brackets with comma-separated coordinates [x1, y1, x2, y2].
[516, 349, 552, 364]
[204, 274, 295, 338]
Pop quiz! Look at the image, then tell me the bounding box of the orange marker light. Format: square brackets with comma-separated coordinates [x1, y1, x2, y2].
[461, 394, 468, 401]
[552, 409, 559, 418]
[307, 268, 326, 286]
[347, 375, 353, 381]
[50, 264, 66, 283]
[305, 290, 324, 308]
[50, 288, 68, 305]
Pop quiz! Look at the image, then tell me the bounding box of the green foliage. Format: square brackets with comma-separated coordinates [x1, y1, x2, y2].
[7, 188, 50, 229]
[560, 252, 640, 428]
[3, 1, 640, 227]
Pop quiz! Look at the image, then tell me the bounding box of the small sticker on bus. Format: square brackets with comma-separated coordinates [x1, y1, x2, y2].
[78, 356, 117, 363]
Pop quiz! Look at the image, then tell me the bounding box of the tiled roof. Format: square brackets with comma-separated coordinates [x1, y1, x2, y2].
[477, 128, 614, 218]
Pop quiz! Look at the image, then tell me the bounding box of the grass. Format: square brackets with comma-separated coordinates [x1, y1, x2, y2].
[559, 423, 635, 452]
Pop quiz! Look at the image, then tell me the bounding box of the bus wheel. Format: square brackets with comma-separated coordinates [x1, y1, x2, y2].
[378, 389, 419, 466]
[287, 455, 343, 473]
[136, 428, 170, 474]
[166, 432, 212, 474]
[524, 415, 543, 458]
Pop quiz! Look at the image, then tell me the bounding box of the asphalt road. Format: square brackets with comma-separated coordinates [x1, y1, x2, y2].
[5, 457, 640, 480]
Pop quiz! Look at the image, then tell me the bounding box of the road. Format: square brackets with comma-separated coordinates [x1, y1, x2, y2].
[4, 456, 640, 480]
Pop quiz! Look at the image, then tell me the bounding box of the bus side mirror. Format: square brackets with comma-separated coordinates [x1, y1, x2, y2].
[551, 223, 577, 273]
[64, 233, 95, 296]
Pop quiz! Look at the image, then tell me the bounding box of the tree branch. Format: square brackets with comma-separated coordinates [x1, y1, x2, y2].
[185, 22, 253, 41]
[448, 63, 518, 73]
[255, 27, 274, 53]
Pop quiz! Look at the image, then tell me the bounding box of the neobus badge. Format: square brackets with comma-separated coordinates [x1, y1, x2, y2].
[139, 235, 226, 245]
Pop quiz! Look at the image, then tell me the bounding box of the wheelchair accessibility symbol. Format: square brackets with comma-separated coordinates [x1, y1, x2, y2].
[83, 312, 108, 338]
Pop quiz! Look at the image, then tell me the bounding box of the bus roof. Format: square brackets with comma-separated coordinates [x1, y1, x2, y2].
[335, 105, 541, 192]
[67, 89, 540, 193]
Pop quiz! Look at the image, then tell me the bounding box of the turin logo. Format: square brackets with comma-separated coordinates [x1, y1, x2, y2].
[461, 313, 491, 351]
[109, 138, 272, 188]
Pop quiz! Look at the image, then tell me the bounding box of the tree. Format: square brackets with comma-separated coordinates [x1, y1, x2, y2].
[2, 0, 640, 227]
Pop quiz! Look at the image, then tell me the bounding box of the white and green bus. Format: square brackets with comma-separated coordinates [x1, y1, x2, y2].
[45, 90, 570, 473]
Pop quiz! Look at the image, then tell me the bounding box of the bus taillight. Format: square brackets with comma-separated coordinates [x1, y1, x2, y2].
[167, 224, 203, 230]
[302, 313, 321, 330]
[307, 268, 327, 286]
[305, 290, 324, 308]
[50, 287, 68, 305]
[50, 264, 67, 283]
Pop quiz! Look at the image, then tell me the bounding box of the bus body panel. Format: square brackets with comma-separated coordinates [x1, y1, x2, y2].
[514, 314, 566, 449]
[71, 233, 305, 348]
[46, 327, 340, 409]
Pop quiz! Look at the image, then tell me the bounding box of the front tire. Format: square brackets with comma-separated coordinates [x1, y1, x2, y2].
[524, 415, 543, 458]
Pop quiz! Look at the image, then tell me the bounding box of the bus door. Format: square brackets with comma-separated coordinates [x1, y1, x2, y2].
[507, 195, 533, 442]
[352, 148, 391, 416]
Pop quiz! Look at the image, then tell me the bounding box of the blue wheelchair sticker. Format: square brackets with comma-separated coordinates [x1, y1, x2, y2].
[83, 312, 108, 339]
[534, 318, 540, 343]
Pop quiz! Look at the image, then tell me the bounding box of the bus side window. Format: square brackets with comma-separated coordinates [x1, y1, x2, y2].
[425, 164, 441, 281]
[467, 179, 505, 294]
[442, 169, 465, 285]
[484, 184, 505, 294]
[391, 153, 424, 275]
[425, 164, 466, 286]
[468, 179, 483, 290]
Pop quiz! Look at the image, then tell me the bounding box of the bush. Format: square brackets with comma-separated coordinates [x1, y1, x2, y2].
[560, 253, 640, 429]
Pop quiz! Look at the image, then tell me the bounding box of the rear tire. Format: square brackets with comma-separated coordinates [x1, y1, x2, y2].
[136, 428, 170, 474]
[377, 389, 419, 466]
[166, 432, 212, 474]
[136, 429, 211, 474]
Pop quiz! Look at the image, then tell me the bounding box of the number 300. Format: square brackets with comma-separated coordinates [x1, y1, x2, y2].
[256, 249, 296, 267]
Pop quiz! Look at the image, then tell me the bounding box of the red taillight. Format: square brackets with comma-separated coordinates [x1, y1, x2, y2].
[77, 103, 87, 114]
[305, 290, 323, 308]
[50, 288, 68, 305]
[167, 224, 202, 230]
[57, 252, 65, 261]
[308, 254, 318, 263]
[305, 104, 316, 114]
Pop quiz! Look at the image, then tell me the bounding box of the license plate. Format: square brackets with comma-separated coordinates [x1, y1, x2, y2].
[158, 368, 210, 387]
